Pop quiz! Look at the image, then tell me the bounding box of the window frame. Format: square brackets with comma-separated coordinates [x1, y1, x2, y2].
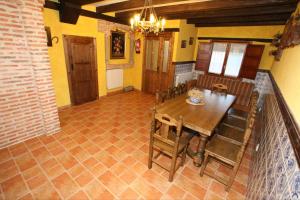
[206, 40, 249, 79]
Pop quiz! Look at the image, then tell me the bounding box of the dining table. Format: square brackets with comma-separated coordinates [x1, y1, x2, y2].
[155, 89, 236, 166]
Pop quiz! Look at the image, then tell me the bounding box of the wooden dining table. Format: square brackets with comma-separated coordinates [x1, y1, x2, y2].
[155, 89, 236, 166]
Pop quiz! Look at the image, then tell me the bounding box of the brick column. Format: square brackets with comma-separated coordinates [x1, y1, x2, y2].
[0, 0, 60, 148]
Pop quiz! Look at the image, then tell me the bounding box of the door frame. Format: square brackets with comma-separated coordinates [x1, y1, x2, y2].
[63, 35, 99, 105]
[141, 32, 175, 93]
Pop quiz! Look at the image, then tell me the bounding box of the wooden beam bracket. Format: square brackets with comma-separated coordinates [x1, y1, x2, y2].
[44, 0, 128, 25]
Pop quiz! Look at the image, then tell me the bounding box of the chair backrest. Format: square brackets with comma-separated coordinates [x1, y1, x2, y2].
[178, 82, 187, 95]
[167, 87, 176, 99]
[236, 117, 255, 163]
[212, 83, 228, 94]
[247, 91, 259, 120]
[155, 90, 168, 105]
[151, 109, 183, 148]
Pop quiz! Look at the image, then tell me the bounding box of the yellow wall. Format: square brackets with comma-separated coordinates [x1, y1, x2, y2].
[125, 33, 144, 90]
[126, 20, 198, 91]
[196, 26, 284, 69]
[173, 20, 198, 62]
[271, 45, 300, 125]
[43, 7, 135, 107]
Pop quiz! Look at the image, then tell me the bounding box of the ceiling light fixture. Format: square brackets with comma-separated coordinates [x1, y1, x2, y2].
[130, 0, 166, 34]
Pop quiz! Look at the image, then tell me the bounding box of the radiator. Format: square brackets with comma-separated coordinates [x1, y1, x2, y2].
[106, 69, 123, 90]
[174, 72, 193, 86]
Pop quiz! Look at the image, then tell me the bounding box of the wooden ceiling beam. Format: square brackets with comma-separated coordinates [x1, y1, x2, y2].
[187, 13, 291, 24]
[195, 20, 287, 27]
[114, 0, 297, 19]
[64, 0, 105, 6]
[96, 0, 193, 13]
[164, 4, 296, 20]
[44, 0, 128, 25]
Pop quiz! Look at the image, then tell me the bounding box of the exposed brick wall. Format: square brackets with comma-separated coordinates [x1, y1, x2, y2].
[0, 0, 60, 148]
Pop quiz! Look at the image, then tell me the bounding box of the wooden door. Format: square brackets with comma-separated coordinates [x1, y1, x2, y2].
[239, 44, 265, 79]
[143, 33, 174, 94]
[144, 36, 160, 94]
[195, 42, 213, 71]
[64, 35, 98, 105]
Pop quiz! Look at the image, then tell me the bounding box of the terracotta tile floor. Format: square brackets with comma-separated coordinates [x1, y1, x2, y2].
[0, 91, 254, 200]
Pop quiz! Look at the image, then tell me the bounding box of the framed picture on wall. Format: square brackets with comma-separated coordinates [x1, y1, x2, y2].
[110, 30, 125, 59]
[189, 37, 194, 45]
[135, 39, 141, 54]
[181, 40, 187, 48]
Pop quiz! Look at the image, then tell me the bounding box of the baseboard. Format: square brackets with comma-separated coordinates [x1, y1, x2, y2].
[107, 89, 124, 96]
[57, 104, 71, 111]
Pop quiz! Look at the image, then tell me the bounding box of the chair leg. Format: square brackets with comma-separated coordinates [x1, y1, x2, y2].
[225, 163, 241, 191]
[200, 153, 209, 177]
[169, 154, 178, 182]
[148, 144, 154, 169]
[181, 145, 188, 166]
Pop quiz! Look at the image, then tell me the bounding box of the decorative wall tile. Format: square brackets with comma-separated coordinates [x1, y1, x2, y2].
[175, 63, 194, 74]
[246, 72, 300, 200]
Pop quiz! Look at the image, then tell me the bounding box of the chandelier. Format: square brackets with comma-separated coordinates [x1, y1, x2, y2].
[130, 0, 166, 34]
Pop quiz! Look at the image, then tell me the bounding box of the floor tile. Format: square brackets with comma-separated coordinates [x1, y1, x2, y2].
[52, 172, 79, 199]
[26, 173, 48, 190]
[75, 170, 94, 187]
[167, 184, 186, 199]
[120, 187, 139, 199]
[131, 177, 163, 199]
[1, 175, 29, 200]
[32, 182, 60, 200]
[15, 153, 37, 172]
[84, 179, 114, 200]
[98, 171, 127, 196]
[68, 190, 89, 200]
[0, 92, 253, 200]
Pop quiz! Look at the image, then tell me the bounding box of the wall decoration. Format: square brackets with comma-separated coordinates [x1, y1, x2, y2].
[189, 37, 194, 45]
[270, 8, 300, 61]
[135, 39, 141, 54]
[279, 9, 300, 49]
[181, 40, 187, 48]
[98, 20, 134, 69]
[45, 26, 52, 47]
[110, 30, 125, 59]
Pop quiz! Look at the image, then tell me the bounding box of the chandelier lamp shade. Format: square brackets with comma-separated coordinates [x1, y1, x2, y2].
[130, 0, 166, 34]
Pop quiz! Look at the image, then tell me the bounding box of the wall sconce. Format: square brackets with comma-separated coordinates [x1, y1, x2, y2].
[45, 26, 59, 47]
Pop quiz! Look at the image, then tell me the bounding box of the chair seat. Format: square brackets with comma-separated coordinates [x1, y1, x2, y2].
[218, 124, 244, 145]
[228, 108, 248, 121]
[153, 131, 191, 155]
[205, 136, 240, 165]
[222, 115, 246, 131]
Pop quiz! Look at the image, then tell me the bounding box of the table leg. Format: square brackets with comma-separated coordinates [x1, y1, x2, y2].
[193, 135, 208, 167]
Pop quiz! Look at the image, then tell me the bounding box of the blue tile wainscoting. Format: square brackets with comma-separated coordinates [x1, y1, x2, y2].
[246, 72, 300, 200]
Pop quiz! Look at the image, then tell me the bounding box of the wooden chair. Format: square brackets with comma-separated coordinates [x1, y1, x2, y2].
[187, 79, 197, 90]
[174, 86, 181, 97]
[222, 92, 258, 131]
[212, 83, 228, 94]
[167, 87, 176, 99]
[200, 118, 255, 191]
[155, 90, 168, 105]
[217, 105, 256, 145]
[227, 91, 259, 121]
[148, 109, 191, 182]
[178, 82, 187, 95]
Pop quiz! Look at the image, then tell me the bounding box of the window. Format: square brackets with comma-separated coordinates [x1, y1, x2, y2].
[224, 43, 247, 77]
[196, 42, 264, 79]
[208, 43, 227, 74]
[208, 42, 247, 77]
